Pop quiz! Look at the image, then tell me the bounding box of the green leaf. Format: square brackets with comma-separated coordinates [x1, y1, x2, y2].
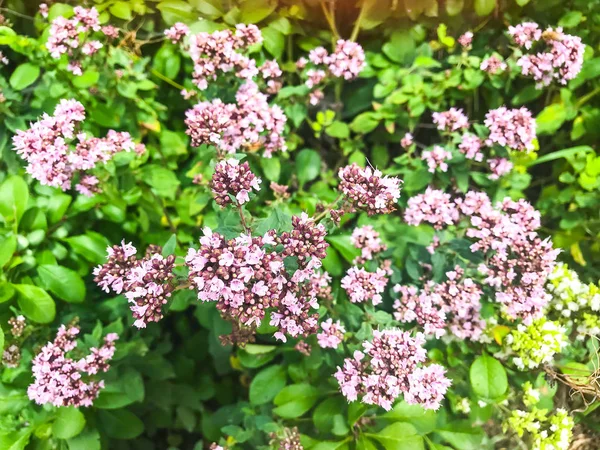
[47, 193, 71, 224]
[0, 283, 15, 304]
[273, 384, 320, 418]
[262, 26, 284, 58]
[445, 0, 464, 15]
[325, 122, 350, 139]
[0, 325, 4, 355]
[261, 157, 281, 182]
[162, 234, 177, 256]
[384, 401, 437, 434]
[327, 235, 360, 263]
[515, 0, 530, 5]
[38, 265, 85, 303]
[528, 146, 593, 167]
[52, 408, 86, 439]
[536, 103, 567, 135]
[141, 165, 181, 199]
[239, 0, 276, 23]
[474, 0, 496, 16]
[313, 397, 346, 433]
[67, 430, 101, 450]
[437, 422, 485, 449]
[350, 112, 380, 134]
[0, 175, 29, 223]
[191, 0, 224, 18]
[558, 11, 583, 28]
[296, 149, 321, 184]
[369, 423, 424, 450]
[156, 0, 195, 24]
[110, 1, 132, 19]
[14, 284, 56, 324]
[249, 365, 286, 405]
[0, 235, 16, 268]
[64, 232, 110, 264]
[98, 410, 144, 439]
[72, 70, 100, 88]
[9, 63, 40, 90]
[469, 353, 508, 400]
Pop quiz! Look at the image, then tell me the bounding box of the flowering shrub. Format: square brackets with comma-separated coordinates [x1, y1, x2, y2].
[1, 1, 600, 449]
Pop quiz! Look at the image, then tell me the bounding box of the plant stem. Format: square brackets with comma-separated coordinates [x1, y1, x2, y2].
[350, 0, 366, 42]
[320, 0, 339, 40]
[236, 201, 251, 233]
[577, 85, 600, 107]
[150, 68, 185, 91]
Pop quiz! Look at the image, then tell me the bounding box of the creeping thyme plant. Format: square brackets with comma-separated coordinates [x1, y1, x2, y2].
[2, 1, 600, 449]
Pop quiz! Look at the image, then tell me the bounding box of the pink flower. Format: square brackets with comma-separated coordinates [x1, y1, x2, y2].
[405, 364, 451, 410]
[404, 187, 459, 229]
[341, 266, 388, 306]
[480, 55, 507, 74]
[488, 157, 513, 179]
[164, 22, 189, 44]
[317, 318, 346, 349]
[327, 40, 366, 80]
[432, 108, 469, 132]
[351, 225, 387, 263]
[28, 325, 117, 407]
[458, 31, 473, 48]
[508, 22, 542, 49]
[484, 106, 536, 151]
[458, 134, 484, 161]
[422, 146, 452, 173]
[401, 132, 413, 149]
[338, 164, 402, 215]
[211, 158, 261, 207]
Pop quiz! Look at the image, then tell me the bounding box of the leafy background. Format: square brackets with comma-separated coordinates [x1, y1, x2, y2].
[1, 0, 600, 449]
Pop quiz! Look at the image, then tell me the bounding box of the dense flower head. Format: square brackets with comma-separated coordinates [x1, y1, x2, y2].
[351, 225, 387, 264]
[185, 80, 287, 157]
[509, 23, 584, 87]
[270, 427, 303, 450]
[484, 106, 536, 151]
[480, 55, 507, 74]
[8, 315, 26, 337]
[341, 266, 388, 306]
[432, 108, 469, 132]
[422, 145, 452, 173]
[317, 318, 346, 349]
[458, 134, 484, 161]
[12, 100, 136, 194]
[211, 158, 262, 206]
[328, 40, 366, 80]
[279, 213, 329, 261]
[394, 267, 486, 341]
[546, 263, 600, 340]
[334, 330, 450, 411]
[185, 227, 325, 342]
[458, 31, 473, 48]
[505, 407, 573, 450]
[401, 132, 413, 149]
[404, 187, 459, 229]
[488, 157, 513, 180]
[28, 325, 118, 407]
[502, 317, 566, 370]
[3, 344, 21, 368]
[186, 24, 267, 90]
[338, 164, 402, 215]
[508, 22, 542, 49]
[164, 22, 189, 43]
[94, 241, 175, 328]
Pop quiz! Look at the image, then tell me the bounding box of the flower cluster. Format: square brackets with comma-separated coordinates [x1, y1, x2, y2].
[484, 106, 537, 152]
[334, 330, 450, 411]
[297, 40, 365, 105]
[8, 315, 26, 337]
[269, 427, 303, 450]
[338, 164, 402, 215]
[546, 263, 600, 340]
[432, 108, 469, 132]
[185, 24, 266, 90]
[458, 32, 473, 48]
[351, 225, 387, 264]
[185, 217, 327, 342]
[488, 157, 513, 180]
[341, 267, 388, 306]
[211, 158, 262, 206]
[394, 266, 486, 341]
[502, 317, 567, 370]
[404, 187, 459, 229]
[505, 401, 573, 450]
[185, 80, 287, 157]
[12, 99, 137, 194]
[480, 55, 507, 74]
[94, 241, 175, 328]
[458, 134, 484, 161]
[422, 145, 452, 173]
[317, 318, 346, 349]
[509, 23, 584, 87]
[404, 190, 559, 323]
[28, 325, 118, 407]
[45, 7, 108, 75]
[164, 22, 189, 44]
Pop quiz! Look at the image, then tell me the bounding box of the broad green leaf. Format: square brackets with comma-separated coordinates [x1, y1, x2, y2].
[296, 149, 321, 184]
[327, 235, 361, 262]
[536, 103, 567, 135]
[0, 235, 16, 268]
[98, 410, 144, 439]
[52, 408, 85, 439]
[239, 0, 276, 23]
[9, 63, 40, 90]
[72, 70, 100, 88]
[474, 0, 496, 16]
[368, 422, 424, 450]
[47, 193, 71, 224]
[14, 284, 56, 323]
[469, 354, 508, 399]
[0, 175, 29, 223]
[64, 232, 110, 264]
[156, 0, 195, 24]
[558, 11, 583, 28]
[445, 0, 464, 15]
[350, 112, 380, 134]
[67, 430, 101, 450]
[262, 26, 284, 58]
[384, 401, 437, 434]
[141, 165, 181, 199]
[528, 146, 593, 166]
[325, 122, 350, 139]
[110, 1, 132, 19]
[249, 365, 286, 405]
[313, 397, 346, 433]
[162, 234, 177, 256]
[38, 265, 85, 303]
[273, 384, 319, 418]
[437, 422, 485, 449]
[261, 157, 281, 182]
